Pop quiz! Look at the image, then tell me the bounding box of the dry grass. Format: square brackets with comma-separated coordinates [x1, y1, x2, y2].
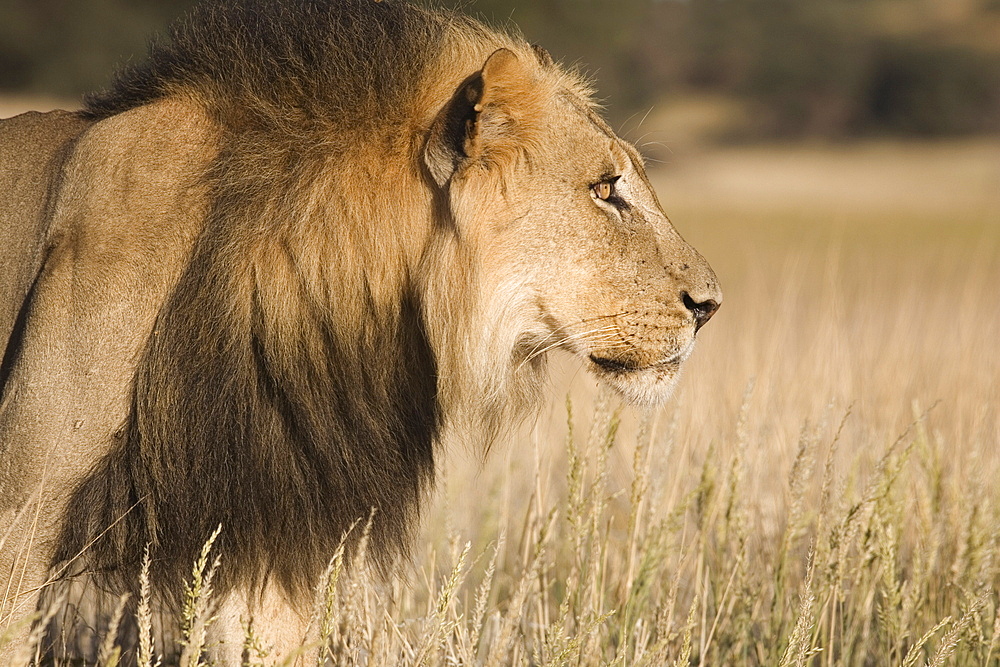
[4, 138, 999, 665]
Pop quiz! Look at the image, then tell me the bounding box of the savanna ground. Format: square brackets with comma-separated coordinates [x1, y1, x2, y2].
[2, 95, 999, 664]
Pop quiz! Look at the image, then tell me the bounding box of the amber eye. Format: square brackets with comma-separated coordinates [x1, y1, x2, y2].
[592, 179, 616, 201]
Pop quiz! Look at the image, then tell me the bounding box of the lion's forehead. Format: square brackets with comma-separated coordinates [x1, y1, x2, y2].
[530, 101, 650, 191]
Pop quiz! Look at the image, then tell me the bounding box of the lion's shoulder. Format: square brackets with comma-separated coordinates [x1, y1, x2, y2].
[0, 110, 90, 368]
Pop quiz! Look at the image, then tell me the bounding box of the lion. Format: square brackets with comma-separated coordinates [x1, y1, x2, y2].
[0, 0, 721, 662]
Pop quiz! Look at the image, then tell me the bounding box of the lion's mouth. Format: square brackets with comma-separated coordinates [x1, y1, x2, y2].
[586, 346, 691, 406]
[589, 351, 684, 376]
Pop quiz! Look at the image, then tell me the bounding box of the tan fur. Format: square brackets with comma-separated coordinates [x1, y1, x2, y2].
[0, 2, 719, 663]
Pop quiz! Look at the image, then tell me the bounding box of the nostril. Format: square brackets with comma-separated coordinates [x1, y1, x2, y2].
[682, 292, 720, 331]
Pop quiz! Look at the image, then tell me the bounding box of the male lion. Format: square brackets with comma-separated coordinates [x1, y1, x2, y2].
[0, 0, 721, 662]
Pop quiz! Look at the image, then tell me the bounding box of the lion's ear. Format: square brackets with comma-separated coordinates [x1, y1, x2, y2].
[424, 48, 528, 187]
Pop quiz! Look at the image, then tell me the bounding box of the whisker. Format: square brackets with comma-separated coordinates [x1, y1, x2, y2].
[525, 333, 624, 362]
[574, 311, 631, 325]
[518, 324, 626, 370]
[520, 330, 613, 367]
[525, 325, 620, 359]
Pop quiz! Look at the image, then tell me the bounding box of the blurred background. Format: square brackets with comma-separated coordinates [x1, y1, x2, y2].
[2, 0, 1000, 139]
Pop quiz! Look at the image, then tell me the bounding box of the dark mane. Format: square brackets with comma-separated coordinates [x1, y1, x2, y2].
[54, 0, 504, 604]
[83, 0, 455, 127]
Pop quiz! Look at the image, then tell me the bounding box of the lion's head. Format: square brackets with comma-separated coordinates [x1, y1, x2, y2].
[421, 47, 720, 418]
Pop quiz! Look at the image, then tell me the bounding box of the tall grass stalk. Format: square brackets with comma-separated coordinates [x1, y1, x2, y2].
[178, 525, 222, 667]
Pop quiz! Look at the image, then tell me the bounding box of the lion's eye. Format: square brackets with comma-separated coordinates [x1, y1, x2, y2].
[591, 178, 619, 202]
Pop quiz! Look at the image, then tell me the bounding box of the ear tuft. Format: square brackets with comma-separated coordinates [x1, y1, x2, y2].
[531, 44, 554, 67]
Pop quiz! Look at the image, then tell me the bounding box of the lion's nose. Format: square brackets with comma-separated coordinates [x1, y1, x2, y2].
[682, 292, 720, 332]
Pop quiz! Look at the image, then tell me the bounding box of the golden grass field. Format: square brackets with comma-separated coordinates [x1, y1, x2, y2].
[2, 96, 998, 664]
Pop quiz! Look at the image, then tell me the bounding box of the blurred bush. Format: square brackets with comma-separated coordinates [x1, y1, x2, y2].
[2, 0, 998, 139]
[679, 0, 1000, 138]
[864, 40, 1000, 136]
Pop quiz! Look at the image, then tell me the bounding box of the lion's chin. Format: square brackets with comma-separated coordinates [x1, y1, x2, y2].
[588, 358, 685, 407]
